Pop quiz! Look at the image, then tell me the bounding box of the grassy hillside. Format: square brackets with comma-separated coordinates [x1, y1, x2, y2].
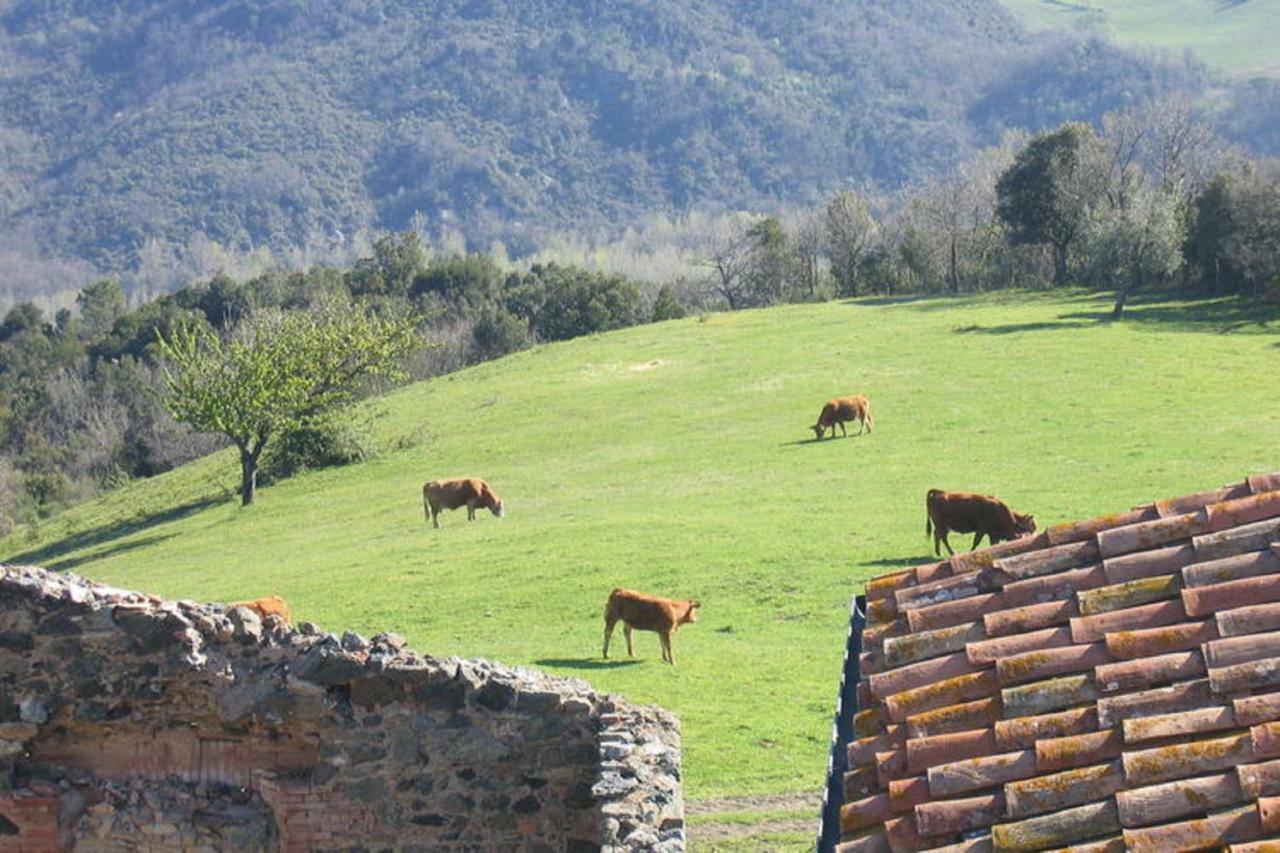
[1002, 0, 1280, 78]
[4, 292, 1278, 841]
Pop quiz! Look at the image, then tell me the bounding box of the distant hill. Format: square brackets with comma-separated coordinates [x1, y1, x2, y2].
[0, 0, 1235, 304]
[1000, 0, 1280, 80]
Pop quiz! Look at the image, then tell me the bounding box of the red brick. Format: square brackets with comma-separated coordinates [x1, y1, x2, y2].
[1206, 632, 1280, 668]
[1121, 705, 1236, 744]
[1238, 758, 1280, 797]
[1036, 729, 1122, 773]
[886, 776, 929, 813]
[1205, 490, 1280, 533]
[866, 569, 917, 601]
[906, 593, 1004, 633]
[893, 569, 1005, 611]
[841, 793, 892, 833]
[905, 728, 997, 774]
[1001, 564, 1107, 609]
[1184, 574, 1280, 617]
[1102, 542, 1197, 584]
[1095, 677, 1213, 728]
[869, 651, 980, 700]
[1184, 549, 1280, 587]
[1123, 731, 1254, 785]
[883, 670, 1000, 723]
[966, 625, 1073, 665]
[1094, 648, 1206, 693]
[984, 598, 1078, 637]
[1070, 599, 1186, 643]
[905, 696, 1002, 739]
[1210, 656, 1280, 694]
[1115, 771, 1245, 828]
[994, 539, 1100, 580]
[1004, 760, 1123, 818]
[1046, 507, 1156, 546]
[1097, 510, 1210, 558]
[993, 706, 1099, 751]
[882, 623, 986, 669]
[1122, 803, 1262, 851]
[1158, 483, 1252, 517]
[1236, 692, 1280, 727]
[995, 642, 1111, 685]
[913, 792, 1005, 836]
[848, 727, 907, 768]
[1219, 602, 1280, 637]
[1103, 618, 1217, 660]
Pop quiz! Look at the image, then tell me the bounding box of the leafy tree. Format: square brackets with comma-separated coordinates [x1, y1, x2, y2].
[996, 123, 1102, 286]
[1082, 186, 1185, 318]
[348, 232, 428, 297]
[826, 191, 877, 297]
[156, 304, 423, 506]
[651, 284, 686, 321]
[75, 280, 128, 341]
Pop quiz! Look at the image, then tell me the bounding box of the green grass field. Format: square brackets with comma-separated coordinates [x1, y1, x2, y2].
[4, 291, 1278, 845]
[1001, 0, 1279, 78]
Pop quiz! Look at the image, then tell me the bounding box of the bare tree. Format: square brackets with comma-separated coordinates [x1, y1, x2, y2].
[825, 191, 877, 296]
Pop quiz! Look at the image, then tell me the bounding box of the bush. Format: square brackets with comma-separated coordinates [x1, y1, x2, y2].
[260, 417, 371, 484]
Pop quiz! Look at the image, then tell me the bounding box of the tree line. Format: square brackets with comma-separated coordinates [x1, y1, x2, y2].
[1, 102, 1277, 529]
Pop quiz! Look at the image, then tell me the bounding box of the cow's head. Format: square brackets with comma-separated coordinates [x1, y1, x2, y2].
[682, 600, 701, 624]
[1014, 512, 1036, 535]
[811, 423, 824, 440]
[491, 498, 505, 518]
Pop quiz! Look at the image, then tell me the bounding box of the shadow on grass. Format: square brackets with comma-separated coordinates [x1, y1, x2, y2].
[861, 555, 938, 569]
[2, 495, 227, 571]
[952, 294, 1280, 336]
[535, 658, 643, 671]
[778, 434, 870, 448]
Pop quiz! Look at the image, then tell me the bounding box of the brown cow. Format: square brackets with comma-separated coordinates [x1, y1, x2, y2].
[926, 489, 1036, 556]
[811, 395, 873, 440]
[229, 594, 293, 626]
[423, 477, 505, 528]
[603, 588, 700, 665]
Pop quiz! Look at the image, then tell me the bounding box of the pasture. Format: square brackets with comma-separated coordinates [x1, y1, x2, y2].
[4, 291, 1278, 844]
[1001, 0, 1280, 78]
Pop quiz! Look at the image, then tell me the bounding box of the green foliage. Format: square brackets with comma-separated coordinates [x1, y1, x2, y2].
[996, 123, 1100, 284]
[470, 305, 532, 362]
[1186, 165, 1280, 297]
[651, 284, 686, 322]
[156, 303, 423, 504]
[260, 416, 372, 484]
[507, 264, 644, 342]
[75, 280, 127, 341]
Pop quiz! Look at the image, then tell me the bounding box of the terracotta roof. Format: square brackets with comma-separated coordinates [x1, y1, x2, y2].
[838, 471, 1280, 851]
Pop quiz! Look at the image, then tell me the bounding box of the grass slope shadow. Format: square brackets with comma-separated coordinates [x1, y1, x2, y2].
[2, 495, 227, 572]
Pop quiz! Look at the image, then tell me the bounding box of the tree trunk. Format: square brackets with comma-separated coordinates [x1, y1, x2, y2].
[1053, 243, 1070, 286]
[239, 446, 261, 506]
[1112, 268, 1142, 321]
[949, 235, 960, 294]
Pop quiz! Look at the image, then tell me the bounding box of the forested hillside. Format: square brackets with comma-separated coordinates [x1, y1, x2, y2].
[0, 0, 1221, 304]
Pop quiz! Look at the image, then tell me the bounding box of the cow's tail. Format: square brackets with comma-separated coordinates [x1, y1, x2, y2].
[865, 401, 874, 433]
[423, 482, 433, 521]
[925, 489, 938, 538]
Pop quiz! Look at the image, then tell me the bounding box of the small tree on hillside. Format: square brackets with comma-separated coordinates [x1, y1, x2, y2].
[996, 123, 1103, 286]
[156, 304, 423, 506]
[1082, 185, 1184, 319]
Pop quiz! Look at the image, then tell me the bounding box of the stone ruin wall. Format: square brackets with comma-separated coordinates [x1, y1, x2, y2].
[0, 565, 684, 851]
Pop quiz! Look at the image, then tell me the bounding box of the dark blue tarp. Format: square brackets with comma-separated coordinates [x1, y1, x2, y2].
[818, 593, 866, 852]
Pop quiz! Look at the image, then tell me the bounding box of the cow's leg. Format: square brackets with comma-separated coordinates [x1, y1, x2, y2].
[839, 421, 847, 437]
[603, 617, 617, 659]
[971, 532, 984, 551]
[661, 631, 674, 665]
[467, 504, 476, 521]
[938, 530, 954, 556]
[431, 507, 440, 529]
[624, 625, 635, 657]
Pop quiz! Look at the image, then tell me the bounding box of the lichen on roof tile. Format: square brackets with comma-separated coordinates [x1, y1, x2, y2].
[837, 471, 1280, 850]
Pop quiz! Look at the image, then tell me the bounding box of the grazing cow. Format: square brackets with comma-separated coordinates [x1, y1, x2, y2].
[424, 477, 505, 528]
[926, 489, 1037, 556]
[230, 594, 293, 626]
[603, 588, 700, 665]
[811, 395, 874, 440]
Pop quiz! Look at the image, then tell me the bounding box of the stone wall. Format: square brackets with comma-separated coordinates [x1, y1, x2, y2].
[0, 565, 684, 851]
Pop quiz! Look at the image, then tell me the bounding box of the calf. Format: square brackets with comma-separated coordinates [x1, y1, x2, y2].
[603, 588, 700, 665]
[926, 489, 1036, 556]
[229, 594, 293, 626]
[812, 395, 873, 440]
[424, 477, 505, 528]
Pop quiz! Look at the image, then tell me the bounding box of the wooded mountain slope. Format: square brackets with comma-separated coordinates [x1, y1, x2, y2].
[0, 0, 1218, 302]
